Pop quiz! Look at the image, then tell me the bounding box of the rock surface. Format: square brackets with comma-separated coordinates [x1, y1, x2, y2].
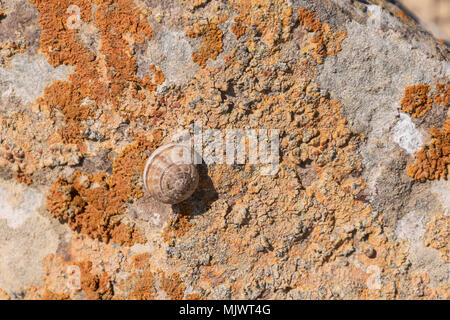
[0, 0, 448, 299]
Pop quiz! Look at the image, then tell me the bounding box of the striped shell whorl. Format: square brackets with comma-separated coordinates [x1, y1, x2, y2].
[143, 143, 199, 204]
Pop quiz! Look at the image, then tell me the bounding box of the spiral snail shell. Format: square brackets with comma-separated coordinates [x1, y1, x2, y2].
[143, 143, 199, 204]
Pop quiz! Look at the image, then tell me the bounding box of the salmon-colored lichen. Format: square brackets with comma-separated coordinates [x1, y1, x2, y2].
[231, 17, 246, 39]
[298, 8, 322, 32]
[41, 289, 71, 300]
[407, 120, 449, 182]
[30, 0, 160, 143]
[394, 9, 412, 22]
[126, 269, 156, 300]
[161, 272, 186, 300]
[14, 170, 32, 185]
[230, 0, 293, 48]
[433, 83, 450, 107]
[424, 213, 450, 262]
[0, 288, 10, 300]
[185, 293, 203, 300]
[46, 131, 163, 245]
[187, 21, 224, 67]
[162, 208, 193, 244]
[73, 260, 114, 300]
[400, 84, 432, 117]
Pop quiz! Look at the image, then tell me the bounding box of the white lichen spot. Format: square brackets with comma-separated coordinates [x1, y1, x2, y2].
[392, 113, 423, 155]
[0, 54, 72, 104]
[431, 180, 450, 217]
[0, 185, 42, 229]
[367, 5, 383, 29]
[395, 210, 425, 242]
[138, 27, 197, 87]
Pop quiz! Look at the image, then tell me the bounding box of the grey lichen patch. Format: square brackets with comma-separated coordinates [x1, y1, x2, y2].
[0, 54, 73, 105]
[0, 182, 42, 228]
[314, 3, 449, 289]
[0, 0, 41, 54]
[0, 180, 64, 298]
[318, 18, 447, 137]
[316, 13, 448, 223]
[431, 180, 450, 217]
[395, 210, 449, 289]
[0, 215, 64, 298]
[395, 210, 426, 242]
[77, 21, 102, 58]
[392, 113, 423, 155]
[136, 26, 198, 87]
[205, 16, 237, 70]
[407, 242, 449, 290]
[0, 0, 448, 299]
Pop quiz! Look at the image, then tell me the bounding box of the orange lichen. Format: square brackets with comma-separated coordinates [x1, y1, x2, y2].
[126, 269, 156, 300]
[407, 120, 449, 182]
[230, 0, 293, 48]
[22, 254, 117, 300]
[46, 131, 162, 245]
[0, 288, 10, 300]
[73, 260, 114, 300]
[185, 293, 203, 300]
[14, 170, 32, 185]
[46, 172, 144, 246]
[162, 209, 193, 243]
[161, 272, 186, 300]
[424, 213, 450, 262]
[0, 41, 28, 65]
[41, 289, 71, 300]
[433, 83, 450, 107]
[120, 253, 156, 300]
[150, 65, 165, 85]
[31, 0, 159, 143]
[314, 23, 347, 57]
[298, 8, 322, 32]
[395, 9, 412, 22]
[400, 84, 432, 117]
[93, 0, 154, 104]
[231, 17, 246, 39]
[30, 0, 101, 144]
[187, 21, 224, 67]
[297, 8, 346, 63]
[132, 253, 152, 269]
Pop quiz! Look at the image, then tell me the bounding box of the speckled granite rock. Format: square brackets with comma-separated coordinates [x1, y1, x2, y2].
[0, 0, 448, 300]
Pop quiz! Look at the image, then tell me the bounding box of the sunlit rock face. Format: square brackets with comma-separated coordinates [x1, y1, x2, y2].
[0, 0, 448, 300]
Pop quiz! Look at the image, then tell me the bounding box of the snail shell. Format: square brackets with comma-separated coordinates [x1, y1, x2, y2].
[143, 143, 199, 204]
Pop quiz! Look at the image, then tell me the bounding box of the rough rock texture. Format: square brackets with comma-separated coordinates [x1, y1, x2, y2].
[0, 0, 448, 300]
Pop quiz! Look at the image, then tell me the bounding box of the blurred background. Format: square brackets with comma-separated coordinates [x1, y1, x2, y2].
[400, 0, 450, 42]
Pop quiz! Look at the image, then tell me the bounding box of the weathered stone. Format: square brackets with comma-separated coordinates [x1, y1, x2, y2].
[0, 0, 448, 300]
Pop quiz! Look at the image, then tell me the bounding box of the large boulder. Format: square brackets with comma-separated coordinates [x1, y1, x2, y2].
[0, 0, 448, 299]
